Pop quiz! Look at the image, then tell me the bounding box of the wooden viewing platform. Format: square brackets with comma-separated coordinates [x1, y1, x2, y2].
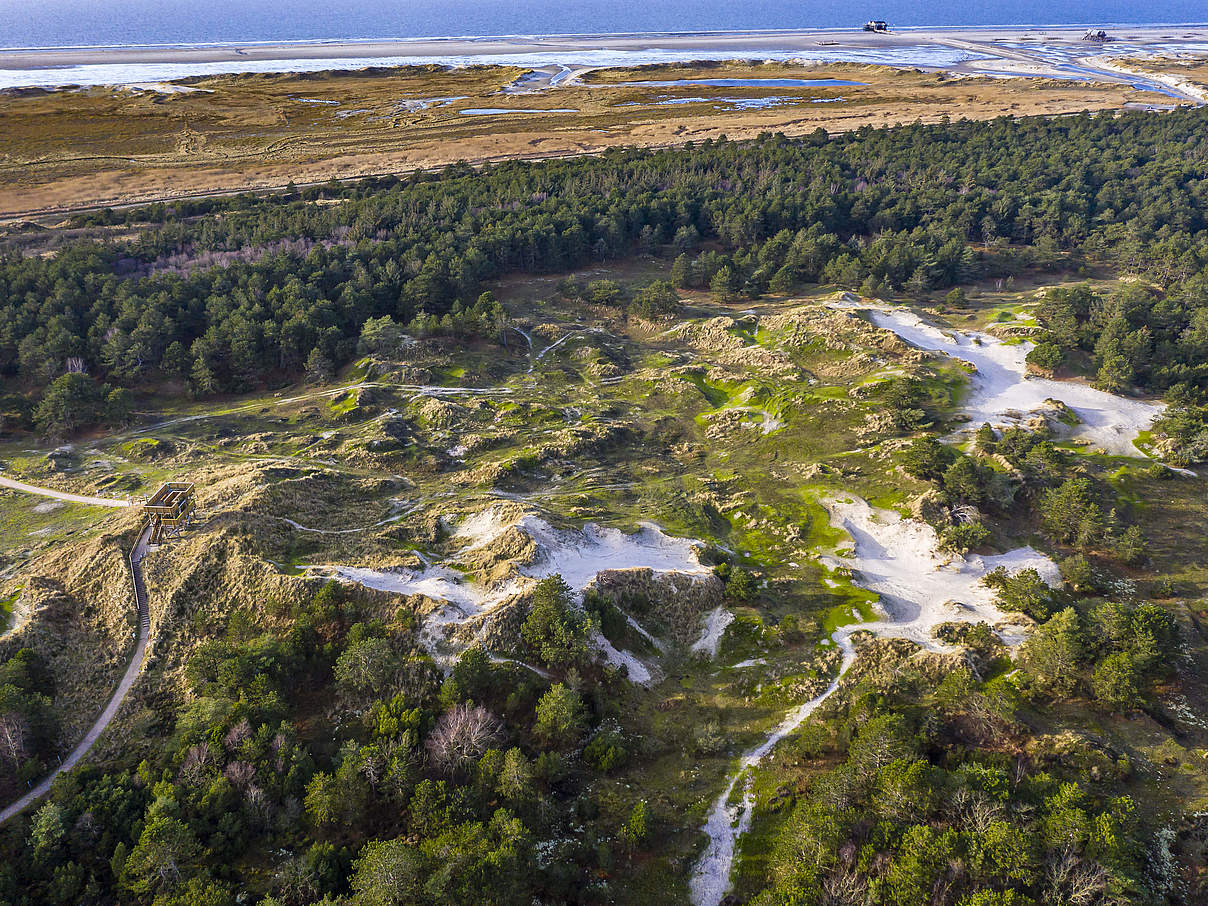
[143, 481, 195, 544]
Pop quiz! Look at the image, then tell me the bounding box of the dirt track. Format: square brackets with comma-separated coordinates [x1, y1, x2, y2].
[0, 475, 131, 508]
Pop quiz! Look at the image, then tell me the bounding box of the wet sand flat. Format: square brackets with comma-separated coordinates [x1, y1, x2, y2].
[4, 24, 1208, 75]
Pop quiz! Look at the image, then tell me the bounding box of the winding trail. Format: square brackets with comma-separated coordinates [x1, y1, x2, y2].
[688, 496, 1058, 905]
[0, 523, 152, 824]
[691, 649, 854, 906]
[0, 475, 131, 508]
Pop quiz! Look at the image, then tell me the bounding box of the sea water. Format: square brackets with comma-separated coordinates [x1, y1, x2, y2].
[3, 0, 1205, 50]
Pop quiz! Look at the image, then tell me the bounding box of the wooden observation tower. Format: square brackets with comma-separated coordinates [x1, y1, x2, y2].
[143, 482, 196, 544]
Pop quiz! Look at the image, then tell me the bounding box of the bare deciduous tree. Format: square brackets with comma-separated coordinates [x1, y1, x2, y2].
[1045, 849, 1121, 906]
[359, 747, 384, 790]
[821, 867, 868, 906]
[0, 712, 29, 772]
[178, 742, 212, 786]
[948, 787, 1006, 835]
[425, 703, 502, 774]
[274, 853, 318, 906]
[224, 718, 252, 752]
[951, 503, 981, 525]
[223, 760, 256, 791]
[246, 785, 273, 829]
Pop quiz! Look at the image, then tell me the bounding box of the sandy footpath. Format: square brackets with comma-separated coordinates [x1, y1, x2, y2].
[0, 475, 131, 508]
[690, 493, 1062, 906]
[0, 525, 150, 824]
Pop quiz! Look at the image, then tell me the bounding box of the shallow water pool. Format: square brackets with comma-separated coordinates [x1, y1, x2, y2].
[459, 107, 579, 115]
[620, 77, 865, 87]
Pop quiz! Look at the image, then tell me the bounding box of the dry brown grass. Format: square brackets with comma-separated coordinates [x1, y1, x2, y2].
[0, 61, 1181, 218]
[1115, 54, 1208, 88]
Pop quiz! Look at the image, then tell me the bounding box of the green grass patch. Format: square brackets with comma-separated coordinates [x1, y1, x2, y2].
[0, 589, 17, 633]
[727, 321, 759, 345]
[805, 384, 850, 401]
[326, 391, 359, 416]
[116, 437, 174, 461]
[821, 595, 877, 636]
[271, 556, 310, 577]
[346, 357, 376, 381]
[676, 372, 736, 409]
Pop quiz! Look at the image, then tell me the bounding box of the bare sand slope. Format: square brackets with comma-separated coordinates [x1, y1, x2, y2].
[311, 505, 714, 684]
[852, 304, 1164, 456]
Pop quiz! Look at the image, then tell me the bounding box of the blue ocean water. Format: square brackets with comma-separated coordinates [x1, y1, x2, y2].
[1, 0, 1205, 49]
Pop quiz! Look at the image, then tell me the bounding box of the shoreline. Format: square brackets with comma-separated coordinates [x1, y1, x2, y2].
[3, 24, 1208, 74]
[4, 20, 1208, 54]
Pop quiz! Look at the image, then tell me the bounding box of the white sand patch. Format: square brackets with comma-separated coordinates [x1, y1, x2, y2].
[452, 505, 515, 551]
[32, 499, 65, 514]
[594, 631, 654, 684]
[621, 609, 667, 653]
[309, 562, 530, 658]
[312, 506, 709, 682]
[822, 496, 1059, 648]
[757, 412, 784, 434]
[125, 82, 212, 94]
[514, 514, 712, 590]
[836, 302, 1163, 457]
[534, 329, 587, 361]
[314, 563, 503, 612]
[395, 95, 467, 112]
[691, 606, 735, 658]
[720, 403, 783, 435]
[690, 494, 1059, 906]
[1090, 55, 1208, 104]
[730, 658, 766, 669]
[489, 655, 552, 679]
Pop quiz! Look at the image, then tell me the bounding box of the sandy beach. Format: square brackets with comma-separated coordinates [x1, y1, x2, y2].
[2, 24, 1207, 77]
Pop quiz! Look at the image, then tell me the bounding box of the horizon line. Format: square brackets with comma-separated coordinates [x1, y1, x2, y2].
[4, 21, 1208, 56]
